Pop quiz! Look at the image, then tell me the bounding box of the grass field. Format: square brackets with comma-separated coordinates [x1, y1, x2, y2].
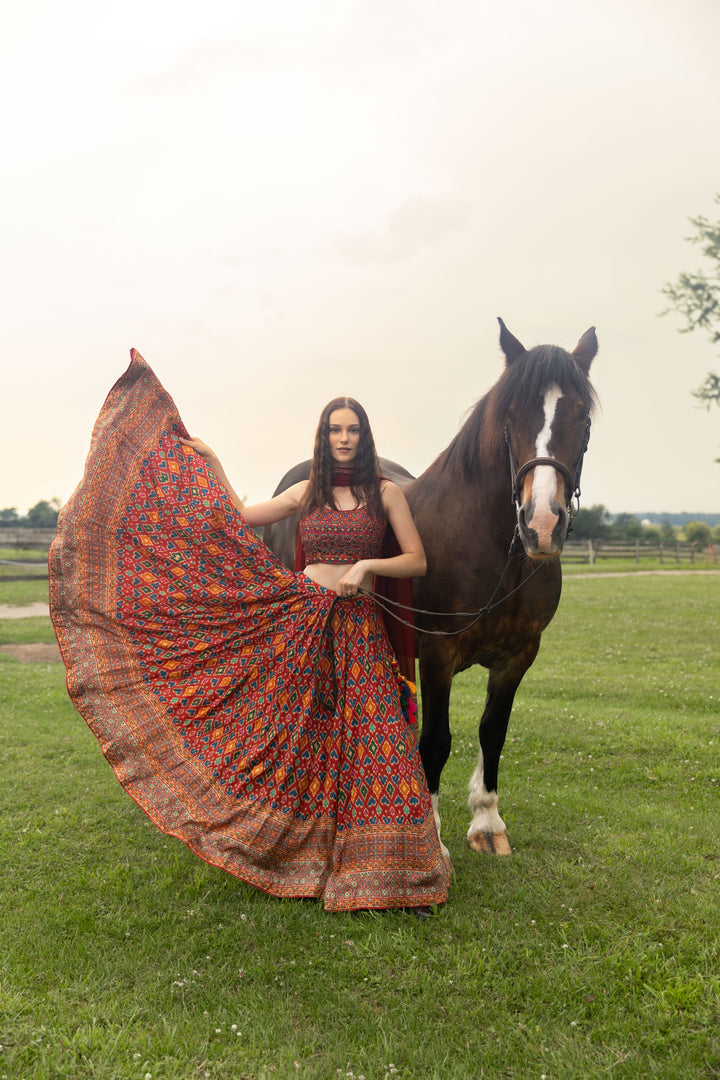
[1, 574, 719, 1079]
[561, 558, 718, 575]
[0, 547, 51, 608]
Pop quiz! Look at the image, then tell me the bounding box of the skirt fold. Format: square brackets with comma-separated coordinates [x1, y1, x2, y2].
[50, 351, 449, 910]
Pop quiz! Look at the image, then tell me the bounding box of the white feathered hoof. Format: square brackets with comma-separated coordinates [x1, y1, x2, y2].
[467, 830, 512, 856]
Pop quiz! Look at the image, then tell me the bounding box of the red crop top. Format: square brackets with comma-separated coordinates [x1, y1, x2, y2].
[298, 505, 387, 565]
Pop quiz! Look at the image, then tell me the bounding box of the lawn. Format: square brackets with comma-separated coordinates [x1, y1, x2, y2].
[1, 574, 718, 1079]
[0, 545, 50, 607]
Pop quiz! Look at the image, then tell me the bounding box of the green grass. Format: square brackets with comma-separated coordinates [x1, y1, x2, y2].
[0, 577, 49, 606]
[0, 546, 50, 560]
[0, 616, 57, 645]
[561, 556, 718, 574]
[0, 547, 50, 606]
[0, 548, 48, 575]
[1, 575, 719, 1078]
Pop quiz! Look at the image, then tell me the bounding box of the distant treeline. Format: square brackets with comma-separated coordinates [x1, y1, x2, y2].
[573, 506, 720, 544]
[2, 499, 719, 544]
[0, 500, 61, 529]
[636, 511, 720, 527]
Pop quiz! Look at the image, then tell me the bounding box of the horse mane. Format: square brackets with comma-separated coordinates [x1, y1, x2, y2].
[430, 345, 598, 482]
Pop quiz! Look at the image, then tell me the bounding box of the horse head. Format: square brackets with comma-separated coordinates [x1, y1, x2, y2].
[496, 318, 598, 559]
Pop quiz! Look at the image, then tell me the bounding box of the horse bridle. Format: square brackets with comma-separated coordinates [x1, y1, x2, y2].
[363, 413, 592, 636]
[504, 414, 591, 523]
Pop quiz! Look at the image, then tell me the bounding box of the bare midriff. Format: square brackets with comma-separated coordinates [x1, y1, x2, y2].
[302, 563, 375, 594]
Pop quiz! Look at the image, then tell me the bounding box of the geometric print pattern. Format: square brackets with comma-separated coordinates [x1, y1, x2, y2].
[49, 350, 449, 911]
[299, 502, 387, 565]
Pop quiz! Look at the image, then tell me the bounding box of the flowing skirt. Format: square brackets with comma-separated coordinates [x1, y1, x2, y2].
[49, 351, 449, 911]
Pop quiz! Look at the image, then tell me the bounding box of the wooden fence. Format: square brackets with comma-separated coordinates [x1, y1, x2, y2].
[0, 528, 57, 550]
[2, 529, 718, 572]
[561, 539, 719, 565]
[0, 529, 55, 582]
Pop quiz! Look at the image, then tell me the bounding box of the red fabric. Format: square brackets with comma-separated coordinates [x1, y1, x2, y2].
[293, 524, 416, 685]
[299, 504, 387, 566]
[49, 350, 446, 911]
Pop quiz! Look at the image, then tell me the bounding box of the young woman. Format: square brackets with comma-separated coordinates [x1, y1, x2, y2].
[180, 397, 426, 598]
[50, 353, 449, 913]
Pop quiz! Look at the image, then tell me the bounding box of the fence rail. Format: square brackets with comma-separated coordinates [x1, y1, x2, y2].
[0, 528, 57, 550]
[562, 539, 719, 565]
[1, 529, 718, 568]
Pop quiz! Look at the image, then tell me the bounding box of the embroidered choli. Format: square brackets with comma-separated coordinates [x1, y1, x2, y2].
[299, 504, 387, 565]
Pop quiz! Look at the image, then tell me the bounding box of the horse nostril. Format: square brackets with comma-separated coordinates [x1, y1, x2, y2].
[519, 500, 537, 525]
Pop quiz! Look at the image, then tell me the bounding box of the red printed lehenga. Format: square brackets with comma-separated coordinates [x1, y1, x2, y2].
[49, 352, 449, 911]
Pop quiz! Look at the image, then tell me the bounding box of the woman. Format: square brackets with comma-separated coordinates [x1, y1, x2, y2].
[181, 397, 425, 598]
[50, 352, 449, 913]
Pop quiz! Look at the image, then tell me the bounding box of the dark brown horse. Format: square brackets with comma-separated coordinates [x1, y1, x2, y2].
[264, 319, 598, 860]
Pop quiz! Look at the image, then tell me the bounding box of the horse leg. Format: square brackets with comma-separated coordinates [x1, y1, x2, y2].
[418, 652, 454, 874]
[467, 659, 531, 855]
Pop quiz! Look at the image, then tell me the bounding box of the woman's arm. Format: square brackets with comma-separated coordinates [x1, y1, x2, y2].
[336, 481, 426, 596]
[179, 437, 306, 527]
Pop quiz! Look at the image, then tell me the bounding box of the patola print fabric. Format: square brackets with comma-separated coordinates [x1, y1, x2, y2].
[49, 352, 449, 910]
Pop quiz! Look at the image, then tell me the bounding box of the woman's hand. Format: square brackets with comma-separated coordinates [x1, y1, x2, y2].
[336, 562, 369, 597]
[179, 436, 218, 466]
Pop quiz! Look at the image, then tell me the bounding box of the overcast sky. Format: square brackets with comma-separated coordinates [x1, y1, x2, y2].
[3, 0, 720, 516]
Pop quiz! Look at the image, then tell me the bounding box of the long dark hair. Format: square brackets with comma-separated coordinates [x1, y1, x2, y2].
[300, 396, 385, 520]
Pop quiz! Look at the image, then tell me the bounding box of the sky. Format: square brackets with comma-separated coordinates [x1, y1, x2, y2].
[3, 0, 720, 516]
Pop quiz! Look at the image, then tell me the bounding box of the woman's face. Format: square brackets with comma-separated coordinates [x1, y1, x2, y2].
[328, 407, 361, 466]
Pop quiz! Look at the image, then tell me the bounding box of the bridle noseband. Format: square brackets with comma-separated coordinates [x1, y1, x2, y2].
[504, 415, 591, 524]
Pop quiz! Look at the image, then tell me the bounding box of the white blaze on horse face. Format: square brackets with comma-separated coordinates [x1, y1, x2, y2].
[527, 384, 564, 551]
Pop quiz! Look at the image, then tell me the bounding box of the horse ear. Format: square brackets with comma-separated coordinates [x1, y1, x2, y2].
[571, 327, 598, 374]
[498, 317, 526, 364]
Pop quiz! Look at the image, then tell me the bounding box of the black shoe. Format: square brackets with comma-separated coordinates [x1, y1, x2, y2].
[405, 905, 432, 920]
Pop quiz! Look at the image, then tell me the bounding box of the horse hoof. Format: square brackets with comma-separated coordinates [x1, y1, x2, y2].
[468, 831, 512, 856]
[442, 849, 455, 876]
